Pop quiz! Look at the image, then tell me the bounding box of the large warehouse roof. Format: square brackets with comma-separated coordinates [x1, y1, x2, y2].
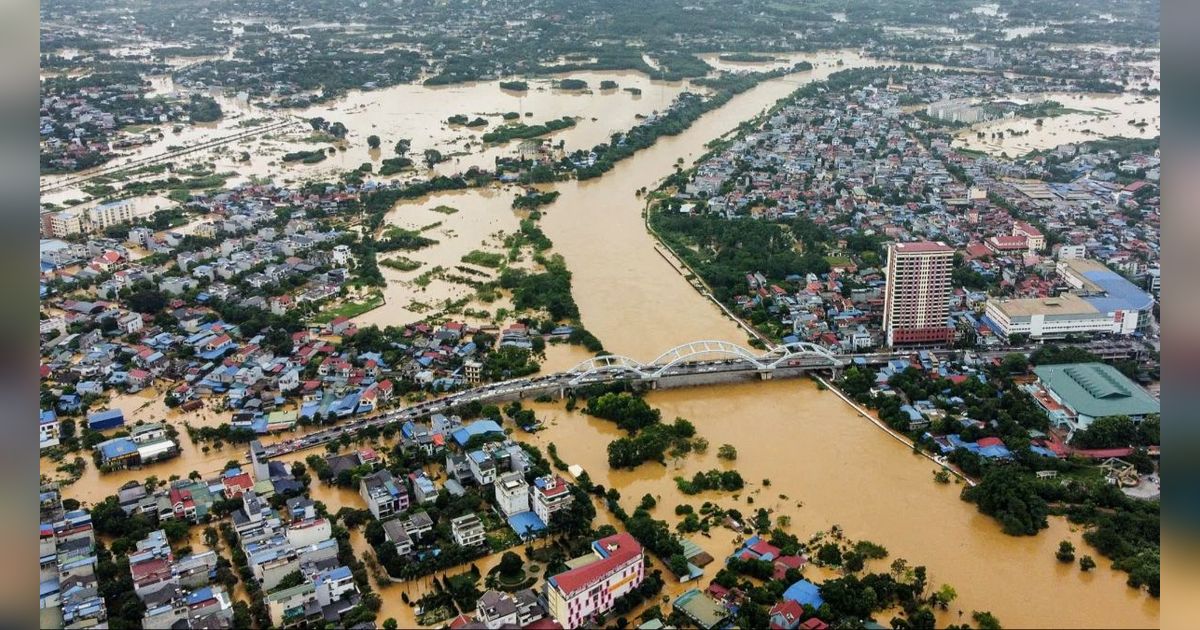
[1033, 363, 1159, 419]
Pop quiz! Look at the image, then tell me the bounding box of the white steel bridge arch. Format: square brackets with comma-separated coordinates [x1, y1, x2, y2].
[564, 340, 845, 386]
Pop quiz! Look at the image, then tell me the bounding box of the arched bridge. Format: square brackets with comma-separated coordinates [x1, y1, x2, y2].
[258, 339, 845, 459]
[255, 339, 1144, 461]
[564, 339, 845, 386]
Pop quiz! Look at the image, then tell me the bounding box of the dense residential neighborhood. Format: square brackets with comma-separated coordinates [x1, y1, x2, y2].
[37, 1, 1162, 628]
[658, 69, 1159, 369]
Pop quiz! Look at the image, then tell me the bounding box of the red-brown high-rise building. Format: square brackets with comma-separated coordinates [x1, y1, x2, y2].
[883, 241, 955, 346]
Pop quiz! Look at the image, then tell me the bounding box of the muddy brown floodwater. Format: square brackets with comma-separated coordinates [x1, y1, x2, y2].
[525, 381, 1159, 628]
[523, 53, 1158, 628]
[953, 91, 1160, 156]
[41, 48, 1160, 628]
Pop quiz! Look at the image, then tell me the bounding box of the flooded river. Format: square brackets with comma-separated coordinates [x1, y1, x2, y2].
[525, 381, 1159, 628]
[541, 52, 879, 357]
[520, 52, 1158, 627]
[40, 48, 1160, 628]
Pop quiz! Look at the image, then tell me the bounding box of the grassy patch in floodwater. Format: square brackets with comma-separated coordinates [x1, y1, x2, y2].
[412, 266, 445, 288]
[379, 256, 422, 272]
[461, 250, 506, 268]
[407, 300, 433, 313]
[312, 291, 385, 323]
[429, 205, 459, 215]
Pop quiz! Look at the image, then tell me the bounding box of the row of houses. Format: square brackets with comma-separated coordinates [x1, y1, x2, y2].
[39, 489, 108, 629]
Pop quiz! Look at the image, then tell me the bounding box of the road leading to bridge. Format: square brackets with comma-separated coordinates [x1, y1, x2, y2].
[257, 338, 1145, 460]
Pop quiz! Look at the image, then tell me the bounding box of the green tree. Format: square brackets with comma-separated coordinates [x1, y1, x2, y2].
[203, 526, 219, 549]
[933, 583, 957, 609]
[961, 468, 1049, 536]
[717, 444, 738, 460]
[1056, 540, 1076, 563]
[1070, 415, 1141, 449]
[498, 551, 523, 578]
[972, 611, 1002, 629]
[668, 553, 690, 577]
[1079, 555, 1096, 571]
[817, 543, 843, 566]
[367, 135, 381, 149]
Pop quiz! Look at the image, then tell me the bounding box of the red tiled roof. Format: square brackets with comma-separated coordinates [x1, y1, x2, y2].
[750, 540, 782, 557]
[769, 600, 805, 628]
[130, 557, 171, 584]
[706, 582, 731, 599]
[224, 472, 253, 495]
[988, 235, 1028, 249]
[894, 241, 952, 253]
[1013, 221, 1043, 237]
[773, 555, 806, 580]
[1073, 447, 1135, 459]
[537, 476, 570, 498]
[549, 532, 641, 597]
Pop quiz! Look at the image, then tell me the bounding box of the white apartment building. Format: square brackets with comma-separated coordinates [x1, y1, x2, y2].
[494, 472, 530, 517]
[41, 200, 140, 237]
[451, 513, 486, 547]
[984, 293, 1113, 339]
[1056, 244, 1087, 260]
[531, 475, 573, 525]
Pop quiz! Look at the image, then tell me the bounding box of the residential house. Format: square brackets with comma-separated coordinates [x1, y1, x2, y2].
[450, 513, 486, 547]
[359, 470, 409, 520]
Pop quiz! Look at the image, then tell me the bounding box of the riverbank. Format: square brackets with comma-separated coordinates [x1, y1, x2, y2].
[812, 374, 976, 487]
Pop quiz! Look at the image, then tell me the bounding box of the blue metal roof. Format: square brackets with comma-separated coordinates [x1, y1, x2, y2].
[452, 419, 504, 446]
[98, 438, 138, 460]
[783, 579, 824, 608]
[185, 587, 214, 605]
[507, 512, 547, 539]
[324, 566, 353, 581]
[1080, 270, 1154, 313]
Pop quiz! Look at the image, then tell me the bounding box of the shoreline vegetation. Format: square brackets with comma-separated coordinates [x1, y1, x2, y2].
[717, 53, 779, 63]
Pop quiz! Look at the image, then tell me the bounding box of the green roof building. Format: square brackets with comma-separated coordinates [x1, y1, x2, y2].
[672, 588, 731, 630]
[1032, 363, 1159, 432]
